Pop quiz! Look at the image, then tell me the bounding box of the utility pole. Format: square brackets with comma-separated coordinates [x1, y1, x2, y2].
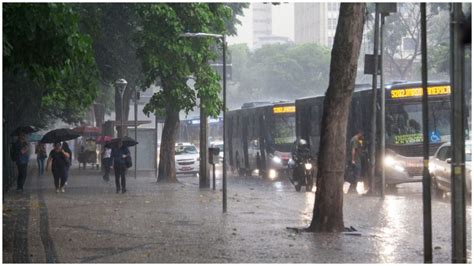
[377, 3, 396, 198]
[134, 88, 138, 179]
[199, 100, 209, 188]
[450, 3, 467, 263]
[421, 3, 432, 263]
[369, 4, 380, 195]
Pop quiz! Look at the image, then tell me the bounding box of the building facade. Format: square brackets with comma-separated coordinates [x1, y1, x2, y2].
[294, 2, 340, 47]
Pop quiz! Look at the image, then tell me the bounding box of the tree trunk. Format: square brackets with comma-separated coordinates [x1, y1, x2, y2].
[157, 106, 179, 183]
[308, 3, 366, 232]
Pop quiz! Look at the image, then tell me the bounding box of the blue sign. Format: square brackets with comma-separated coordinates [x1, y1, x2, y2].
[429, 130, 441, 143]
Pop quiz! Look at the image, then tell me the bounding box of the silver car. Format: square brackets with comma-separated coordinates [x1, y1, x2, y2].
[429, 141, 472, 197]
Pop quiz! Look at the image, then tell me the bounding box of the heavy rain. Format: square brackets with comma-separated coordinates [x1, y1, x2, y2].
[3, 2, 472, 263]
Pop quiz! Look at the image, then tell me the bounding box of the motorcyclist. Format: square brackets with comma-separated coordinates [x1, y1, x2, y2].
[291, 139, 312, 188]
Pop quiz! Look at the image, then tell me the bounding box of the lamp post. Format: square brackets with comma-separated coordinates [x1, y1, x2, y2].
[180, 32, 227, 213]
[115, 79, 128, 138]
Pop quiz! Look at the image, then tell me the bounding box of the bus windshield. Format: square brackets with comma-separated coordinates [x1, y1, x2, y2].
[271, 115, 296, 150]
[386, 101, 451, 145]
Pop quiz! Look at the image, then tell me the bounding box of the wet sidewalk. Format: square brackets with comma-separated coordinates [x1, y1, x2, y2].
[2, 165, 472, 263]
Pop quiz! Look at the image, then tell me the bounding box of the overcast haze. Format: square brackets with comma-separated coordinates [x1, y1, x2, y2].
[228, 3, 295, 48]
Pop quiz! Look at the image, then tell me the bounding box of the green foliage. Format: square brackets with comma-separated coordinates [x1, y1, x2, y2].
[74, 4, 143, 114]
[3, 3, 99, 129]
[135, 3, 235, 118]
[228, 43, 331, 105]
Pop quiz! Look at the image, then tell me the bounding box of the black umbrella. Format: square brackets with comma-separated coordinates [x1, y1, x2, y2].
[106, 136, 138, 148]
[40, 128, 81, 143]
[10, 126, 38, 136]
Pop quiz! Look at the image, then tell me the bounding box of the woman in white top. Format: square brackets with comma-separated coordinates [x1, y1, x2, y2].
[102, 143, 112, 182]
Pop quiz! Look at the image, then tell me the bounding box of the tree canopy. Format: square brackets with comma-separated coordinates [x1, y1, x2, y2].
[3, 3, 99, 130]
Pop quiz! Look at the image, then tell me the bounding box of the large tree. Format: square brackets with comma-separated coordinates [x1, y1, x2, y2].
[135, 3, 245, 182]
[3, 3, 99, 132]
[308, 3, 366, 232]
[75, 4, 143, 132]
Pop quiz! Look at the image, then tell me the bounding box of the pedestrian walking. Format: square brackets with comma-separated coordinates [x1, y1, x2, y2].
[12, 133, 30, 192]
[102, 143, 112, 182]
[348, 130, 364, 193]
[111, 140, 130, 194]
[62, 142, 72, 186]
[46, 142, 70, 193]
[35, 142, 47, 177]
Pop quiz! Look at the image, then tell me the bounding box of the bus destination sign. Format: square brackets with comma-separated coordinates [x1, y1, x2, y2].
[390, 85, 451, 99]
[273, 106, 295, 114]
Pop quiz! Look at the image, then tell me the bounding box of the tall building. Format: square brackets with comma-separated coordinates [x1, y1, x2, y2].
[294, 2, 340, 47]
[252, 3, 273, 47]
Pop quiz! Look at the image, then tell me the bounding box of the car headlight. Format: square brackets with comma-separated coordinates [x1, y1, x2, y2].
[305, 163, 312, 170]
[384, 155, 405, 173]
[393, 165, 405, 173]
[272, 156, 282, 164]
[384, 156, 395, 166]
[269, 169, 277, 180]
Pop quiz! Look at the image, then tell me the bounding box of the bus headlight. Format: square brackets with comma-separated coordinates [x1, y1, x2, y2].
[272, 156, 282, 164]
[304, 163, 312, 170]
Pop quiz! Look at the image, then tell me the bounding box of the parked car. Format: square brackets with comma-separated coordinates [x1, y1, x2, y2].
[210, 141, 223, 164]
[175, 143, 199, 176]
[429, 141, 472, 197]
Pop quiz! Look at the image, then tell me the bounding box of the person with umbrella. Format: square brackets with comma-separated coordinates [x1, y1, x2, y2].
[12, 132, 30, 192]
[111, 139, 131, 194]
[46, 142, 71, 193]
[35, 142, 47, 177]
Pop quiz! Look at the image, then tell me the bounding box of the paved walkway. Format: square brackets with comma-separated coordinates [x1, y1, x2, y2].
[2, 164, 472, 263]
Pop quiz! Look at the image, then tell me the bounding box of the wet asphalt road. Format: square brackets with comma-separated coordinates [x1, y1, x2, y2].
[2, 163, 472, 263]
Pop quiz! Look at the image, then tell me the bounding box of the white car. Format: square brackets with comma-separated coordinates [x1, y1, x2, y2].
[175, 143, 199, 175]
[429, 141, 472, 197]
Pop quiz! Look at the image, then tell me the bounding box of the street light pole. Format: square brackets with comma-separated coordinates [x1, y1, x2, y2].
[420, 4, 433, 263]
[369, 4, 380, 195]
[134, 87, 138, 179]
[450, 3, 467, 263]
[222, 34, 227, 213]
[115, 79, 128, 138]
[180, 32, 227, 213]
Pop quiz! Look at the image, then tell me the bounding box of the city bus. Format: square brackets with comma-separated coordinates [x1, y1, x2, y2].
[295, 81, 453, 187]
[225, 101, 296, 179]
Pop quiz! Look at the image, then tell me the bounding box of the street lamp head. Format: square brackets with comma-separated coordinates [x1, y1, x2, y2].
[115, 78, 128, 96]
[180, 32, 224, 40]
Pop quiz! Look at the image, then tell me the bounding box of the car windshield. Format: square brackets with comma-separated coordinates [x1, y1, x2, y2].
[386, 101, 451, 145]
[175, 145, 197, 155]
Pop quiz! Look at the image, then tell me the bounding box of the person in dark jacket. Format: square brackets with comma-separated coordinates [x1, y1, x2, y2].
[46, 142, 70, 193]
[13, 133, 30, 192]
[111, 140, 130, 194]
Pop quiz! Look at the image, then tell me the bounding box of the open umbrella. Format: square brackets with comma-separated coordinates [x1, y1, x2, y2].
[96, 135, 113, 144]
[106, 136, 138, 148]
[73, 126, 101, 137]
[40, 128, 81, 143]
[10, 126, 38, 136]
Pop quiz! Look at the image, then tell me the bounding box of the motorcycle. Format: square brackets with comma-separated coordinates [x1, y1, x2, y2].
[289, 157, 314, 192]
